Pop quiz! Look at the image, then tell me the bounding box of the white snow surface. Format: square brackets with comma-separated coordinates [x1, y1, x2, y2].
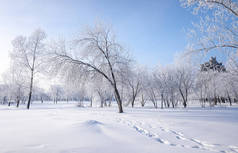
[0, 103, 238, 153]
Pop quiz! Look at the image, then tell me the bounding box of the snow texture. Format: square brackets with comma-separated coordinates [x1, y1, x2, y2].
[0, 103, 237, 153]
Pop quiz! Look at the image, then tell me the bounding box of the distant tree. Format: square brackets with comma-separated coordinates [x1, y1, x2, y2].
[93, 77, 111, 108]
[0, 84, 8, 104]
[153, 68, 167, 109]
[226, 56, 238, 100]
[50, 85, 64, 104]
[154, 64, 193, 109]
[75, 84, 87, 107]
[175, 66, 194, 108]
[2, 65, 27, 107]
[145, 73, 158, 108]
[123, 65, 142, 107]
[11, 29, 46, 109]
[32, 86, 49, 103]
[63, 83, 74, 103]
[155, 66, 178, 108]
[139, 69, 149, 107]
[85, 82, 95, 107]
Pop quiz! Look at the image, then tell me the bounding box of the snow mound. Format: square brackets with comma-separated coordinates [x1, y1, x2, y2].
[72, 120, 104, 134]
[83, 120, 103, 126]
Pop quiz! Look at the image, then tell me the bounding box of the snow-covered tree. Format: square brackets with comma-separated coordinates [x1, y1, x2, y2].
[2, 64, 28, 107]
[181, 0, 238, 53]
[93, 76, 112, 107]
[144, 72, 159, 108]
[175, 65, 195, 108]
[138, 67, 150, 107]
[11, 29, 46, 109]
[49, 85, 64, 104]
[49, 24, 130, 113]
[122, 64, 142, 107]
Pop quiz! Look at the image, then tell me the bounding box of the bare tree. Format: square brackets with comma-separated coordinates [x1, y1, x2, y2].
[85, 82, 95, 107]
[153, 68, 167, 109]
[49, 24, 130, 113]
[50, 85, 64, 104]
[137, 67, 150, 107]
[144, 73, 158, 109]
[123, 65, 142, 107]
[11, 29, 46, 109]
[175, 66, 194, 108]
[2, 67, 27, 107]
[91, 75, 111, 108]
[156, 66, 178, 108]
[33, 87, 49, 103]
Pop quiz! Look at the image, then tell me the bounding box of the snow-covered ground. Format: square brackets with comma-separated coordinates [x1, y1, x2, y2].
[0, 103, 238, 153]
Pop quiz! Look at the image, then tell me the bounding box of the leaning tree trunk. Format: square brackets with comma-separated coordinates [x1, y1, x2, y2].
[107, 58, 123, 113]
[179, 88, 187, 108]
[114, 85, 123, 113]
[131, 99, 135, 107]
[27, 70, 34, 109]
[131, 95, 136, 108]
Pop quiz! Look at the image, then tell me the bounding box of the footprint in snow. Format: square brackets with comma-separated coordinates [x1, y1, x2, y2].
[116, 117, 237, 153]
[229, 146, 238, 153]
[176, 135, 186, 140]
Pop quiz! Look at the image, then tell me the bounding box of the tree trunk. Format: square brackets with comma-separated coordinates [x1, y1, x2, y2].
[161, 93, 164, 109]
[27, 70, 34, 109]
[114, 86, 123, 113]
[3, 96, 7, 105]
[27, 91, 32, 109]
[227, 94, 232, 106]
[131, 100, 134, 107]
[141, 94, 145, 107]
[90, 98, 93, 107]
[104, 101, 107, 107]
[179, 88, 187, 108]
[131, 96, 135, 108]
[131, 88, 137, 108]
[166, 99, 170, 108]
[16, 98, 20, 108]
[108, 99, 112, 107]
[171, 100, 175, 108]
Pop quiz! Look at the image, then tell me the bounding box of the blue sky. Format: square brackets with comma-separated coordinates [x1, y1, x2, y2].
[0, 0, 225, 74]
